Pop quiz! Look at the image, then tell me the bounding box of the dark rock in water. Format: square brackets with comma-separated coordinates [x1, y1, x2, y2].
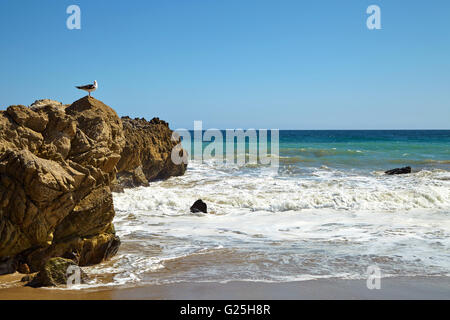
[25, 257, 88, 288]
[385, 166, 412, 175]
[190, 199, 207, 213]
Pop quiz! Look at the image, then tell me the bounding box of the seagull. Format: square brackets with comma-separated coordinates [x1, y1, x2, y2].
[76, 80, 98, 97]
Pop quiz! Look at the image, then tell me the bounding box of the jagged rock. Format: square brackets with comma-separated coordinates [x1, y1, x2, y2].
[6, 105, 48, 132]
[385, 166, 412, 175]
[115, 116, 187, 188]
[114, 166, 149, 190]
[30, 99, 65, 108]
[190, 199, 207, 213]
[66, 97, 125, 172]
[0, 149, 80, 257]
[0, 97, 123, 273]
[0, 96, 186, 276]
[25, 257, 88, 288]
[26, 232, 120, 271]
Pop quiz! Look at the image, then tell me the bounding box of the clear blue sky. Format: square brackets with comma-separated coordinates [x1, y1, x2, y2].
[1, 0, 449, 129]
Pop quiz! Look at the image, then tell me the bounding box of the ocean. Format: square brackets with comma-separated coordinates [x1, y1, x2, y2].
[86, 130, 450, 287]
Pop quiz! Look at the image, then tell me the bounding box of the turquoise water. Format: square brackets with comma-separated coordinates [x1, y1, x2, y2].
[186, 130, 450, 173]
[278, 130, 450, 173]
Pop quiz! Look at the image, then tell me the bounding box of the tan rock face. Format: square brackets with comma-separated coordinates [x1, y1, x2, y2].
[0, 96, 185, 276]
[115, 117, 187, 188]
[25, 257, 89, 288]
[0, 97, 124, 272]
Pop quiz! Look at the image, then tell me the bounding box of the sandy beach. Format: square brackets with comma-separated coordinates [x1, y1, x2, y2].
[0, 275, 449, 300]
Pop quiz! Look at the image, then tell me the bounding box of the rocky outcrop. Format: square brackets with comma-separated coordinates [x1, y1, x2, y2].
[0, 97, 185, 277]
[25, 257, 88, 288]
[114, 116, 186, 189]
[0, 97, 121, 274]
[190, 199, 207, 213]
[385, 166, 412, 175]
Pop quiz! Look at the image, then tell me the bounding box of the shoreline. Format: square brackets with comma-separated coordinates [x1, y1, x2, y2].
[0, 276, 449, 300]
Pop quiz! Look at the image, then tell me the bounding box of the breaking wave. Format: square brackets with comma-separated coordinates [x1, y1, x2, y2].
[76, 160, 450, 289]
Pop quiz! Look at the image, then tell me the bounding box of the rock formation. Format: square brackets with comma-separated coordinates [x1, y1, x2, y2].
[385, 166, 412, 175]
[25, 257, 88, 288]
[0, 96, 186, 276]
[190, 199, 207, 214]
[114, 116, 187, 189]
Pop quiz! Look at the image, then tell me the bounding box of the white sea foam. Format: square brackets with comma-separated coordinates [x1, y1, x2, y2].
[114, 162, 450, 213]
[81, 161, 450, 288]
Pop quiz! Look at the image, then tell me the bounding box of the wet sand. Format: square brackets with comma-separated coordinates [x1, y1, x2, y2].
[0, 275, 449, 300]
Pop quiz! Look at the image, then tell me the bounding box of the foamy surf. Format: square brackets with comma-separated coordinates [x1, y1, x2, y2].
[75, 158, 450, 289]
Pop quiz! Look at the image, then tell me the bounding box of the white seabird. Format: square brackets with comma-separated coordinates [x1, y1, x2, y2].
[76, 80, 98, 97]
